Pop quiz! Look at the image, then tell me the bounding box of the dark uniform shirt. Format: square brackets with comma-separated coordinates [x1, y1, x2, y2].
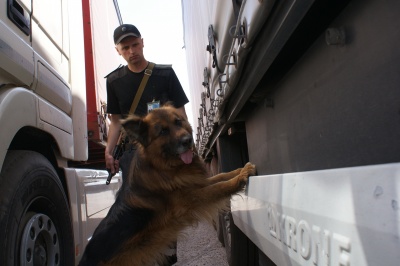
[106, 64, 189, 117]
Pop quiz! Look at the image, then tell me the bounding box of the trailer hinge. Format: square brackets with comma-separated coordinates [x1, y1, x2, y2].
[206, 25, 222, 73]
[202, 67, 210, 98]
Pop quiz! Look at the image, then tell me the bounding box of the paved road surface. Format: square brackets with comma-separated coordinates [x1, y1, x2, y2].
[174, 220, 229, 266]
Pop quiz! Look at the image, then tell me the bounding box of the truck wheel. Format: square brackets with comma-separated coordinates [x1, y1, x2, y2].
[230, 212, 259, 266]
[0, 150, 74, 266]
[220, 211, 232, 265]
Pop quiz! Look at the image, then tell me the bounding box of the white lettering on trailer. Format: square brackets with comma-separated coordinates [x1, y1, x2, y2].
[267, 204, 351, 265]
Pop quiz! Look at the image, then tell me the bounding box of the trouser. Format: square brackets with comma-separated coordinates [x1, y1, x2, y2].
[118, 144, 137, 183]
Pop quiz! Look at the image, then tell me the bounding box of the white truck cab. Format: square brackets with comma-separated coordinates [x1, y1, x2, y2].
[0, 0, 122, 264]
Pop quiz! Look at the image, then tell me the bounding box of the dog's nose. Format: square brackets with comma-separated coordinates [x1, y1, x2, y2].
[180, 135, 193, 148]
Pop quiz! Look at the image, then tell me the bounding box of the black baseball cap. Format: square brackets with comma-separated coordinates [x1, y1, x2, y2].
[114, 24, 141, 45]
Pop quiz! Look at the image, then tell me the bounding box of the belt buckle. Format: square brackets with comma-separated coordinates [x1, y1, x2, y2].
[144, 69, 152, 76]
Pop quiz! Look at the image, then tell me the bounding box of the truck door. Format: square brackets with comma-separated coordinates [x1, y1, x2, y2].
[31, 0, 72, 115]
[1, 0, 34, 87]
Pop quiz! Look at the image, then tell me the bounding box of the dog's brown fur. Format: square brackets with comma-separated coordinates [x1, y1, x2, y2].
[80, 105, 255, 266]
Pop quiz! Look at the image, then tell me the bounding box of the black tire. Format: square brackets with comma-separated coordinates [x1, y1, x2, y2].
[230, 212, 258, 266]
[219, 211, 232, 265]
[217, 211, 225, 246]
[0, 150, 74, 266]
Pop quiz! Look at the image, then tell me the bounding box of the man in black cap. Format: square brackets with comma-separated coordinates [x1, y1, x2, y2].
[105, 24, 189, 180]
[100, 24, 187, 265]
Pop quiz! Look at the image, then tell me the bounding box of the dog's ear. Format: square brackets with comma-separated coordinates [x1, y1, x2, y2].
[121, 115, 149, 146]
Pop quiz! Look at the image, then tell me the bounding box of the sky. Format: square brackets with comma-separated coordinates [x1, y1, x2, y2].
[117, 0, 193, 125]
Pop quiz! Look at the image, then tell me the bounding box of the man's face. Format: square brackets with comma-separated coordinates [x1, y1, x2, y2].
[115, 36, 144, 65]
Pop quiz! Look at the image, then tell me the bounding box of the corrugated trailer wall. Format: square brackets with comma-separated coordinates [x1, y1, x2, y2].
[247, 0, 400, 175]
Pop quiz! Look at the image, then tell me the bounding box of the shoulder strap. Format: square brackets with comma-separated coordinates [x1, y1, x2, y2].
[129, 62, 156, 115]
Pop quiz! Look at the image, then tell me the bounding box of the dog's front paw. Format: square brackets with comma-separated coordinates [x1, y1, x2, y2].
[237, 162, 256, 185]
[241, 162, 256, 176]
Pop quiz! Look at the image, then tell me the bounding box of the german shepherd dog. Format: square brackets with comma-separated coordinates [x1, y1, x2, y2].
[79, 104, 256, 266]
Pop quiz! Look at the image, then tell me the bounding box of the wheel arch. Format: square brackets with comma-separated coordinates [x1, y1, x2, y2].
[0, 88, 72, 204]
[7, 126, 70, 204]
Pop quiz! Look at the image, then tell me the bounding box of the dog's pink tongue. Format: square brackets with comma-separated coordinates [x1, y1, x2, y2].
[180, 150, 193, 164]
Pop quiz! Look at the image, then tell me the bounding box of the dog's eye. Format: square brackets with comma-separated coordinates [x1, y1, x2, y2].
[160, 128, 169, 136]
[175, 119, 182, 127]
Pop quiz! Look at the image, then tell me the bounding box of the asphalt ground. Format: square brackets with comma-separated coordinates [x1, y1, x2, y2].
[173, 220, 229, 266]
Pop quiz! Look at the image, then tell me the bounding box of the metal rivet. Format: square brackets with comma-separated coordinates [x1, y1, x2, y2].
[325, 27, 346, 45]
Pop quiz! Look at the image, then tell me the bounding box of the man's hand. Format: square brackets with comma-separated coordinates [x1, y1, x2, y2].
[105, 114, 122, 180]
[105, 152, 119, 175]
[106, 152, 120, 185]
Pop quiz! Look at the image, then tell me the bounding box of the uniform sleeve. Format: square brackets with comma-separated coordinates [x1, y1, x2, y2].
[106, 78, 121, 114]
[168, 69, 189, 108]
